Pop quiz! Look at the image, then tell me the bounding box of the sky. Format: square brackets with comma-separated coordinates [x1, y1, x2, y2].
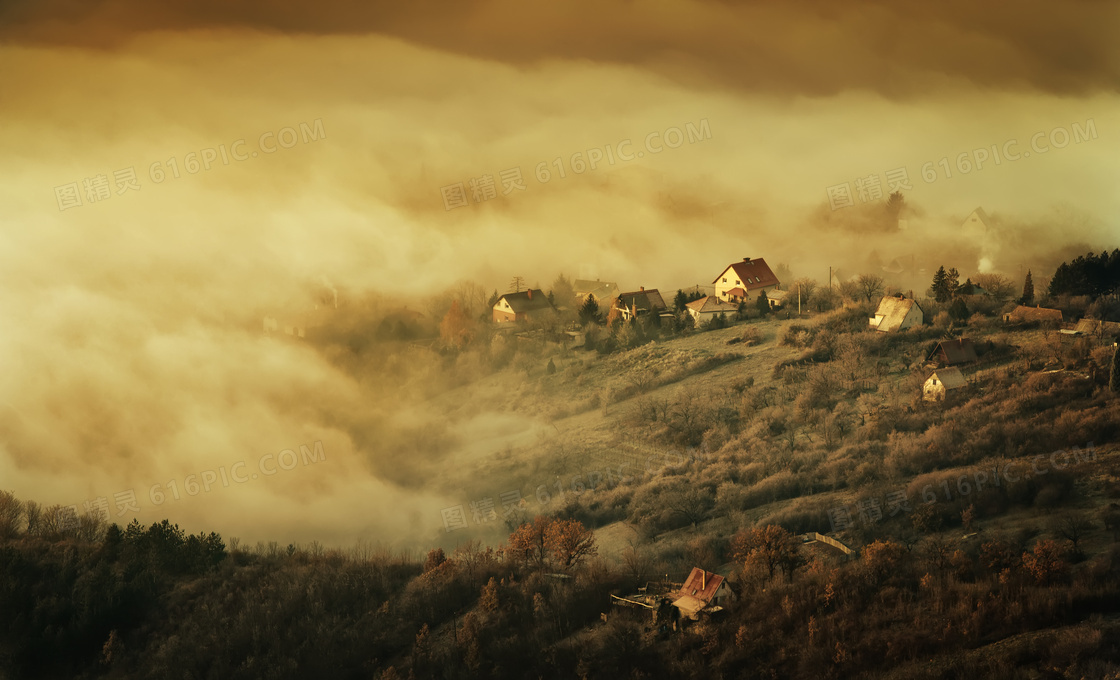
[1, 0, 1118, 548]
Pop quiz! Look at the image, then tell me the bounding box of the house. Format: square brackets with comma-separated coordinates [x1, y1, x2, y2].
[713, 257, 781, 303]
[927, 338, 978, 365]
[1073, 318, 1120, 338]
[923, 367, 968, 402]
[612, 287, 670, 321]
[573, 279, 619, 303]
[1003, 305, 1063, 324]
[765, 289, 789, 309]
[869, 296, 924, 332]
[685, 295, 739, 323]
[493, 289, 555, 323]
[670, 567, 734, 620]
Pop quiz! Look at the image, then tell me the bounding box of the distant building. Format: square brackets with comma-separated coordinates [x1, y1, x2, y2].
[573, 279, 619, 303]
[923, 367, 968, 402]
[493, 289, 554, 323]
[1003, 305, 1063, 324]
[869, 296, 924, 332]
[927, 338, 978, 366]
[713, 257, 781, 303]
[1073, 318, 1120, 338]
[670, 568, 734, 620]
[765, 289, 789, 309]
[685, 295, 739, 323]
[613, 287, 670, 321]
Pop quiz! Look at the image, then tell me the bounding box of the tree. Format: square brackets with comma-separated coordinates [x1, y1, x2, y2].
[544, 518, 598, 569]
[1111, 343, 1120, 393]
[862, 539, 907, 586]
[929, 266, 951, 303]
[423, 547, 447, 573]
[949, 297, 970, 322]
[1055, 512, 1095, 560]
[440, 301, 473, 349]
[579, 294, 603, 326]
[551, 274, 575, 309]
[958, 278, 975, 296]
[973, 273, 1016, 301]
[946, 267, 960, 298]
[756, 290, 770, 316]
[487, 289, 500, 308]
[508, 516, 553, 570]
[856, 274, 885, 303]
[673, 289, 689, 313]
[0, 490, 22, 539]
[1021, 540, 1067, 585]
[509, 276, 525, 293]
[885, 191, 905, 222]
[1021, 269, 1035, 305]
[731, 525, 803, 582]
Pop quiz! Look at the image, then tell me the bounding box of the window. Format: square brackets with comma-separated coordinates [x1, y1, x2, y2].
[722, 277, 727, 283]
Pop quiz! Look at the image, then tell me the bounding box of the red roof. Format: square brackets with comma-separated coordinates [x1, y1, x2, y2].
[678, 567, 724, 604]
[712, 258, 780, 290]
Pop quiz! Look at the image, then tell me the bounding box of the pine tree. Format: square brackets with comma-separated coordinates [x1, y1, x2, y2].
[674, 289, 689, 313]
[1021, 269, 1035, 305]
[756, 290, 770, 316]
[578, 295, 602, 326]
[946, 268, 960, 298]
[929, 266, 949, 302]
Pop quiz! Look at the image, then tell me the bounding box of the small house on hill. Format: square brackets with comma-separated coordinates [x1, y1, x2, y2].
[685, 295, 739, 323]
[493, 289, 554, 323]
[1003, 305, 1063, 324]
[713, 257, 781, 303]
[573, 279, 619, 303]
[870, 296, 924, 332]
[613, 287, 670, 321]
[670, 567, 734, 620]
[1074, 318, 1120, 338]
[923, 367, 968, 402]
[927, 338, 978, 365]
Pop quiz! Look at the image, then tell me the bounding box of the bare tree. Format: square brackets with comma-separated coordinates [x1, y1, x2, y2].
[856, 274, 885, 303]
[1055, 511, 1095, 560]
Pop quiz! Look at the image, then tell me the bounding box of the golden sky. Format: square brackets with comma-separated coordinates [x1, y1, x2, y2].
[1, 0, 1117, 547]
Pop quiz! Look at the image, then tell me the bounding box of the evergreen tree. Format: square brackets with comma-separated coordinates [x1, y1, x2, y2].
[946, 267, 960, 298]
[487, 290, 500, 308]
[578, 295, 602, 326]
[673, 289, 688, 313]
[929, 266, 949, 302]
[756, 290, 770, 316]
[1021, 269, 1035, 305]
[959, 278, 975, 296]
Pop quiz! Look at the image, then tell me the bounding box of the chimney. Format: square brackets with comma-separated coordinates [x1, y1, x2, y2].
[743, 257, 750, 262]
[701, 571, 705, 590]
[527, 289, 533, 300]
[640, 286, 645, 291]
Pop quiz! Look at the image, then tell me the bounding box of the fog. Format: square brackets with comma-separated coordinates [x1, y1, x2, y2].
[1, 3, 1117, 548]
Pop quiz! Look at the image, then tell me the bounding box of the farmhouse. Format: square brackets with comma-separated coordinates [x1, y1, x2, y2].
[923, 367, 968, 402]
[493, 289, 554, 323]
[927, 338, 978, 366]
[1003, 305, 1063, 324]
[869, 296, 924, 332]
[670, 568, 734, 620]
[573, 279, 619, 303]
[713, 257, 781, 303]
[685, 295, 739, 323]
[613, 287, 670, 321]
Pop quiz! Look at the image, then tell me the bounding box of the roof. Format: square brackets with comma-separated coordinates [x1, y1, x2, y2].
[671, 595, 709, 615]
[1006, 305, 1063, 323]
[685, 296, 739, 314]
[929, 338, 978, 364]
[497, 289, 554, 314]
[1074, 318, 1120, 336]
[572, 279, 619, 300]
[712, 257, 781, 290]
[927, 366, 967, 390]
[616, 289, 667, 313]
[962, 207, 991, 231]
[677, 567, 725, 605]
[871, 296, 922, 332]
[766, 289, 789, 302]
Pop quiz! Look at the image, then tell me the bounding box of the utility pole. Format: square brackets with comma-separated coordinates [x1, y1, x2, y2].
[798, 283, 801, 316]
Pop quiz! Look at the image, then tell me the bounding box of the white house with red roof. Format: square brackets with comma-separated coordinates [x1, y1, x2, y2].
[713, 257, 781, 303]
